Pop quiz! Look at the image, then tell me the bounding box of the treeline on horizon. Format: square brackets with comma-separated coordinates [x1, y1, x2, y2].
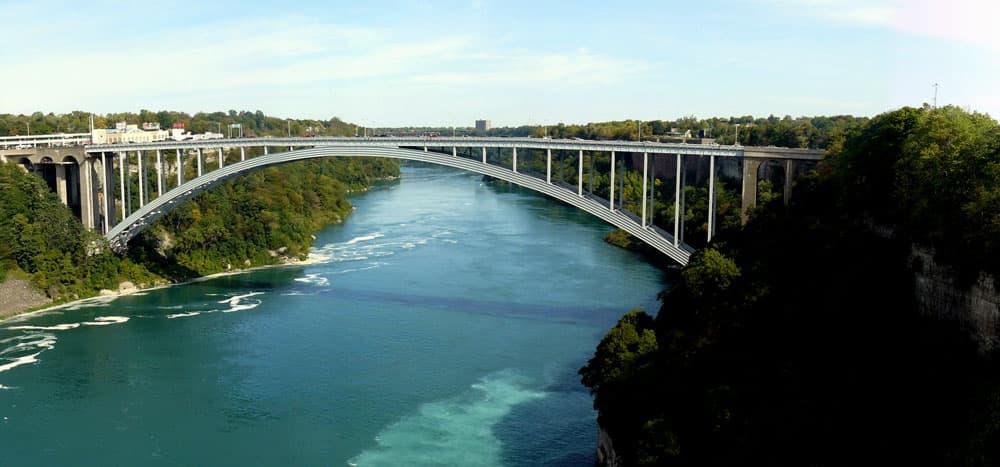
[1, 110, 868, 149]
[0, 110, 359, 138]
[579, 104, 1000, 465]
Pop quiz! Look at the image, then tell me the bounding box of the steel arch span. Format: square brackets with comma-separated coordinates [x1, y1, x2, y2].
[105, 146, 695, 265]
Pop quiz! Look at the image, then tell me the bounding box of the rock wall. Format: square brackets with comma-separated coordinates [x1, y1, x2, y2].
[911, 245, 1000, 352]
[596, 422, 623, 467]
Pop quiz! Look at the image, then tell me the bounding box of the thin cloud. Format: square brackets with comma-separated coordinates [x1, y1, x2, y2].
[760, 0, 1000, 50]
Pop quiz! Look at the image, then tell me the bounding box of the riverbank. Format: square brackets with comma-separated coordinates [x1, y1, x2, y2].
[0, 279, 52, 321]
[0, 250, 338, 324]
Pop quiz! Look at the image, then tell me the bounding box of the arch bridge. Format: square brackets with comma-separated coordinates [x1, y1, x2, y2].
[3, 137, 823, 266]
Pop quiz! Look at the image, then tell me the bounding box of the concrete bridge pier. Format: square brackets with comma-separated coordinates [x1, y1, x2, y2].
[783, 159, 795, 205]
[55, 164, 68, 206]
[79, 157, 98, 231]
[100, 153, 116, 233]
[741, 158, 763, 223]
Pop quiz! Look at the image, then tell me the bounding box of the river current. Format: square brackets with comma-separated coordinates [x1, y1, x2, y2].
[0, 165, 666, 466]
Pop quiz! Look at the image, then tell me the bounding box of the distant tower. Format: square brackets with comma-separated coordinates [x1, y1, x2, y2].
[475, 119, 491, 132]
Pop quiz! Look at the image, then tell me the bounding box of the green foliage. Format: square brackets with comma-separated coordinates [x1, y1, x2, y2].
[133, 157, 399, 277]
[579, 310, 658, 394]
[583, 106, 1000, 466]
[0, 164, 162, 300]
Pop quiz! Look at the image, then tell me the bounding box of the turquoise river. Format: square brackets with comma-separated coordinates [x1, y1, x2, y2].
[0, 165, 666, 466]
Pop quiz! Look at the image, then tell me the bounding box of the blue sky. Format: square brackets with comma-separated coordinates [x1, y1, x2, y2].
[1, 0, 997, 126]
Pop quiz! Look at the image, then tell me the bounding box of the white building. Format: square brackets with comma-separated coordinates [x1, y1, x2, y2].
[90, 122, 223, 144]
[91, 122, 169, 144]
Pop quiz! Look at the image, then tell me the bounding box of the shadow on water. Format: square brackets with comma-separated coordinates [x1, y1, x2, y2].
[495, 363, 598, 466]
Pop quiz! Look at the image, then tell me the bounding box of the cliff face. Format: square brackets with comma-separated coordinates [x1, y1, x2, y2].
[596, 422, 623, 467]
[911, 245, 1000, 352]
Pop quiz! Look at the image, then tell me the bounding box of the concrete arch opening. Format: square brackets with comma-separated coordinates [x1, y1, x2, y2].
[756, 159, 787, 205]
[59, 155, 83, 219]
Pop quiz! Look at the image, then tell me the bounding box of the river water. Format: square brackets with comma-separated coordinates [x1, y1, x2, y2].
[0, 165, 666, 466]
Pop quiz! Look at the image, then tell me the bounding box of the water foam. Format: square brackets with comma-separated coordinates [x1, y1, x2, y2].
[0, 334, 57, 374]
[80, 316, 130, 326]
[294, 273, 329, 287]
[6, 323, 80, 331]
[218, 292, 264, 313]
[64, 294, 120, 311]
[166, 312, 201, 319]
[349, 371, 546, 466]
[345, 232, 384, 245]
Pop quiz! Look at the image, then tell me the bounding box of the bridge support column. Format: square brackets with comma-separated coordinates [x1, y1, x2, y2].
[512, 147, 518, 173]
[452, 147, 456, 157]
[609, 151, 616, 210]
[119, 152, 128, 218]
[641, 152, 648, 227]
[649, 163, 655, 227]
[783, 159, 794, 205]
[138, 151, 145, 208]
[219, 148, 224, 169]
[100, 153, 112, 233]
[708, 155, 716, 243]
[103, 154, 116, 229]
[196, 148, 203, 177]
[176, 149, 183, 186]
[578, 150, 583, 196]
[482, 147, 486, 164]
[79, 157, 97, 230]
[619, 157, 624, 210]
[674, 155, 684, 246]
[240, 147, 245, 161]
[264, 146, 269, 156]
[546, 149, 552, 184]
[589, 151, 594, 194]
[156, 150, 163, 198]
[741, 159, 763, 224]
[55, 164, 68, 206]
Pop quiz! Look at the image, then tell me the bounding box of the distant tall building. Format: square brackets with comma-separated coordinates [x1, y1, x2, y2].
[475, 119, 492, 132]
